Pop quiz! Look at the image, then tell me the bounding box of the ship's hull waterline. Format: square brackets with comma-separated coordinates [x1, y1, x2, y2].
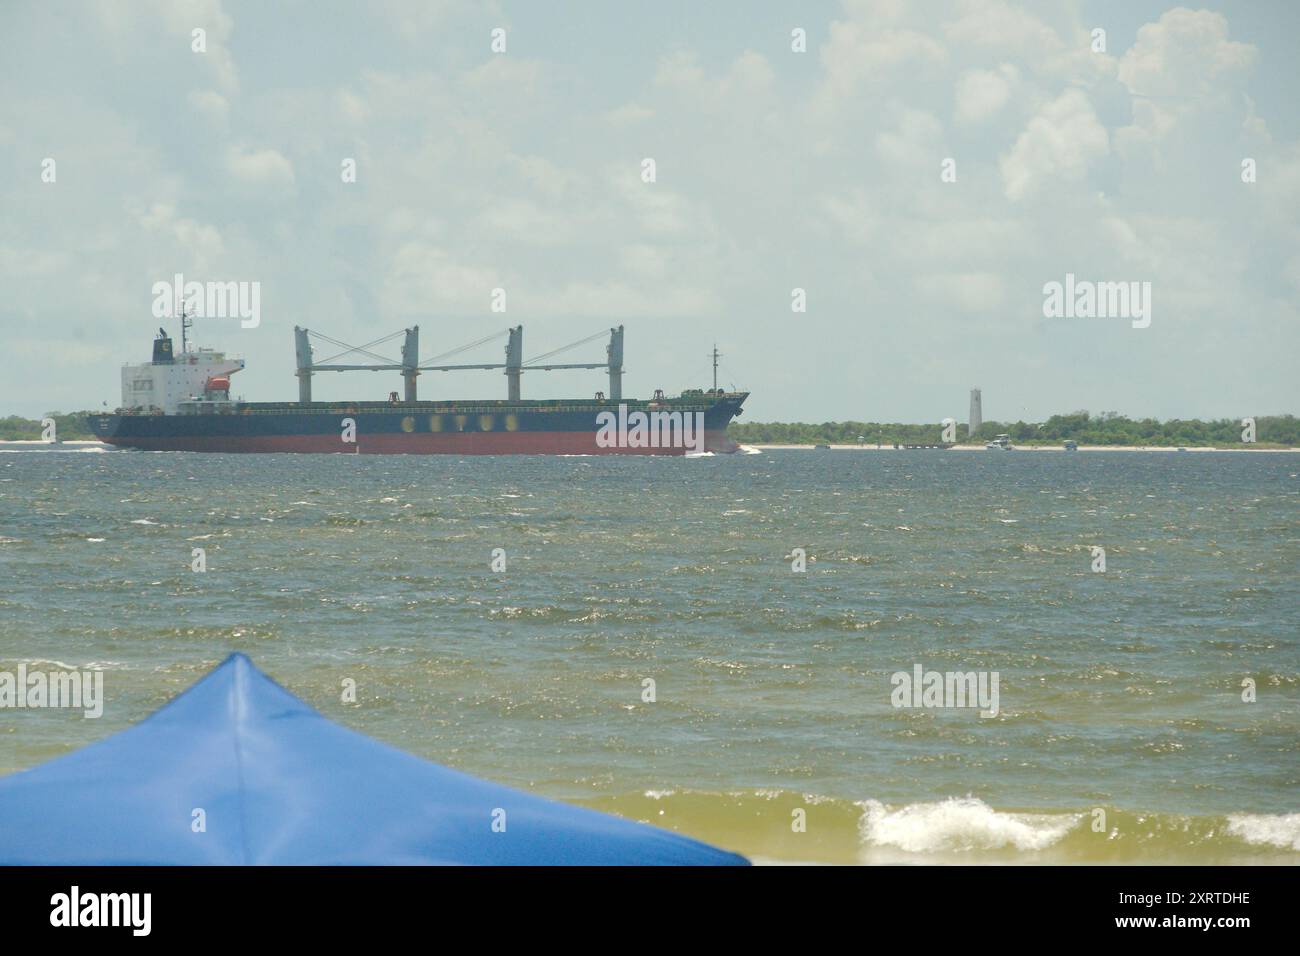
[89, 399, 747, 456]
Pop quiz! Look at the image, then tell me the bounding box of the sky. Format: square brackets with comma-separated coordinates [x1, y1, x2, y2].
[1, 0, 1297, 423]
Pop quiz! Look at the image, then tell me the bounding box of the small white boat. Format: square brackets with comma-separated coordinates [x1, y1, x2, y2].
[985, 434, 1013, 450]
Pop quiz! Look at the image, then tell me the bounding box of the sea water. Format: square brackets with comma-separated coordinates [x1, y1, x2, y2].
[1, 449, 1296, 863]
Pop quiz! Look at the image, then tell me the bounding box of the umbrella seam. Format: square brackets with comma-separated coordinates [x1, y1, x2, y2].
[230, 658, 253, 865]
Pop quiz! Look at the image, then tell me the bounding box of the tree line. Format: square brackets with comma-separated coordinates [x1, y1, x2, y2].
[1, 412, 101, 440]
[729, 412, 1299, 447]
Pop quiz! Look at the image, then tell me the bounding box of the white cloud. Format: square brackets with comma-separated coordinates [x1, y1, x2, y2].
[225, 146, 296, 188]
[547, 279, 720, 319]
[476, 198, 576, 245]
[818, 22, 945, 99]
[942, 0, 1063, 63]
[875, 108, 945, 169]
[137, 203, 226, 271]
[373, 0, 497, 42]
[382, 242, 501, 315]
[954, 65, 1018, 125]
[1118, 9, 1257, 138]
[1119, 8, 1256, 100]
[610, 167, 711, 240]
[918, 271, 1007, 312]
[654, 49, 776, 112]
[1000, 88, 1109, 200]
[604, 104, 654, 126]
[338, 90, 369, 124]
[461, 56, 548, 101]
[189, 90, 229, 124]
[820, 188, 880, 246]
[95, 0, 240, 93]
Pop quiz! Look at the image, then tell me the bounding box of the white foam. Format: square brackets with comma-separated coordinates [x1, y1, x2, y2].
[11, 659, 120, 670]
[0, 441, 113, 453]
[858, 797, 1080, 853]
[1225, 812, 1300, 850]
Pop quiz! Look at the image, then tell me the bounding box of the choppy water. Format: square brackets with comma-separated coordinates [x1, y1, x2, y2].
[2, 448, 1297, 863]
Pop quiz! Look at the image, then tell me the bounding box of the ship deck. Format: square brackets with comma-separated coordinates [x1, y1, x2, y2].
[112, 392, 749, 417]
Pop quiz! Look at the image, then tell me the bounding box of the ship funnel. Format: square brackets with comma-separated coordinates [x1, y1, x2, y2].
[153, 329, 175, 365]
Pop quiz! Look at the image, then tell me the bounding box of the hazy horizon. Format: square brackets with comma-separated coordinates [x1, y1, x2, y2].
[2, 0, 1298, 423]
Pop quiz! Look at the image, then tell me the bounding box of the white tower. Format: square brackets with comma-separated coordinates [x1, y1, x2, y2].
[969, 388, 982, 439]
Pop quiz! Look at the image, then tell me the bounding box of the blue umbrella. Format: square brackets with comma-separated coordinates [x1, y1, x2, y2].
[0, 653, 747, 865]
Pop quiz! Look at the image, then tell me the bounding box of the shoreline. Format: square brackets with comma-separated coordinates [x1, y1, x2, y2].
[3, 439, 1296, 454]
[748, 443, 1299, 452]
[0, 440, 112, 452]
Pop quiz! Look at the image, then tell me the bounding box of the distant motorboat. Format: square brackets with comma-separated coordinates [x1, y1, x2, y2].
[985, 434, 1013, 450]
[1063, 440, 1078, 451]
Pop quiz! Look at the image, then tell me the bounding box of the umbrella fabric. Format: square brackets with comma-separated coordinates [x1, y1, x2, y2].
[0, 653, 748, 866]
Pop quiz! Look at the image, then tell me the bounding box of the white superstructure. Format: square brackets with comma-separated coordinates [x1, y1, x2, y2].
[119, 328, 243, 413]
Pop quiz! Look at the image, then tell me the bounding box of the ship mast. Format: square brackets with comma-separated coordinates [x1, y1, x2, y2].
[180, 300, 193, 355]
[711, 343, 720, 391]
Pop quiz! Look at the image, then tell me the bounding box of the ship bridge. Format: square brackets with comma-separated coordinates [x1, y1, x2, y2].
[120, 328, 244, 414]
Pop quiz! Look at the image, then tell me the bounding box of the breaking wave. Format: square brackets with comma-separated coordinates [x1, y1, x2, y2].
[858, 797, 1079, 853]
[576, 789, 1300, 865]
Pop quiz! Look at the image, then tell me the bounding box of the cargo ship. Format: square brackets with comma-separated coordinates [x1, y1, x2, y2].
[88, 322, 748, 455]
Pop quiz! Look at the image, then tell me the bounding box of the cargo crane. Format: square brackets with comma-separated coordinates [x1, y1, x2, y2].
[293, 325, 625, 404]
